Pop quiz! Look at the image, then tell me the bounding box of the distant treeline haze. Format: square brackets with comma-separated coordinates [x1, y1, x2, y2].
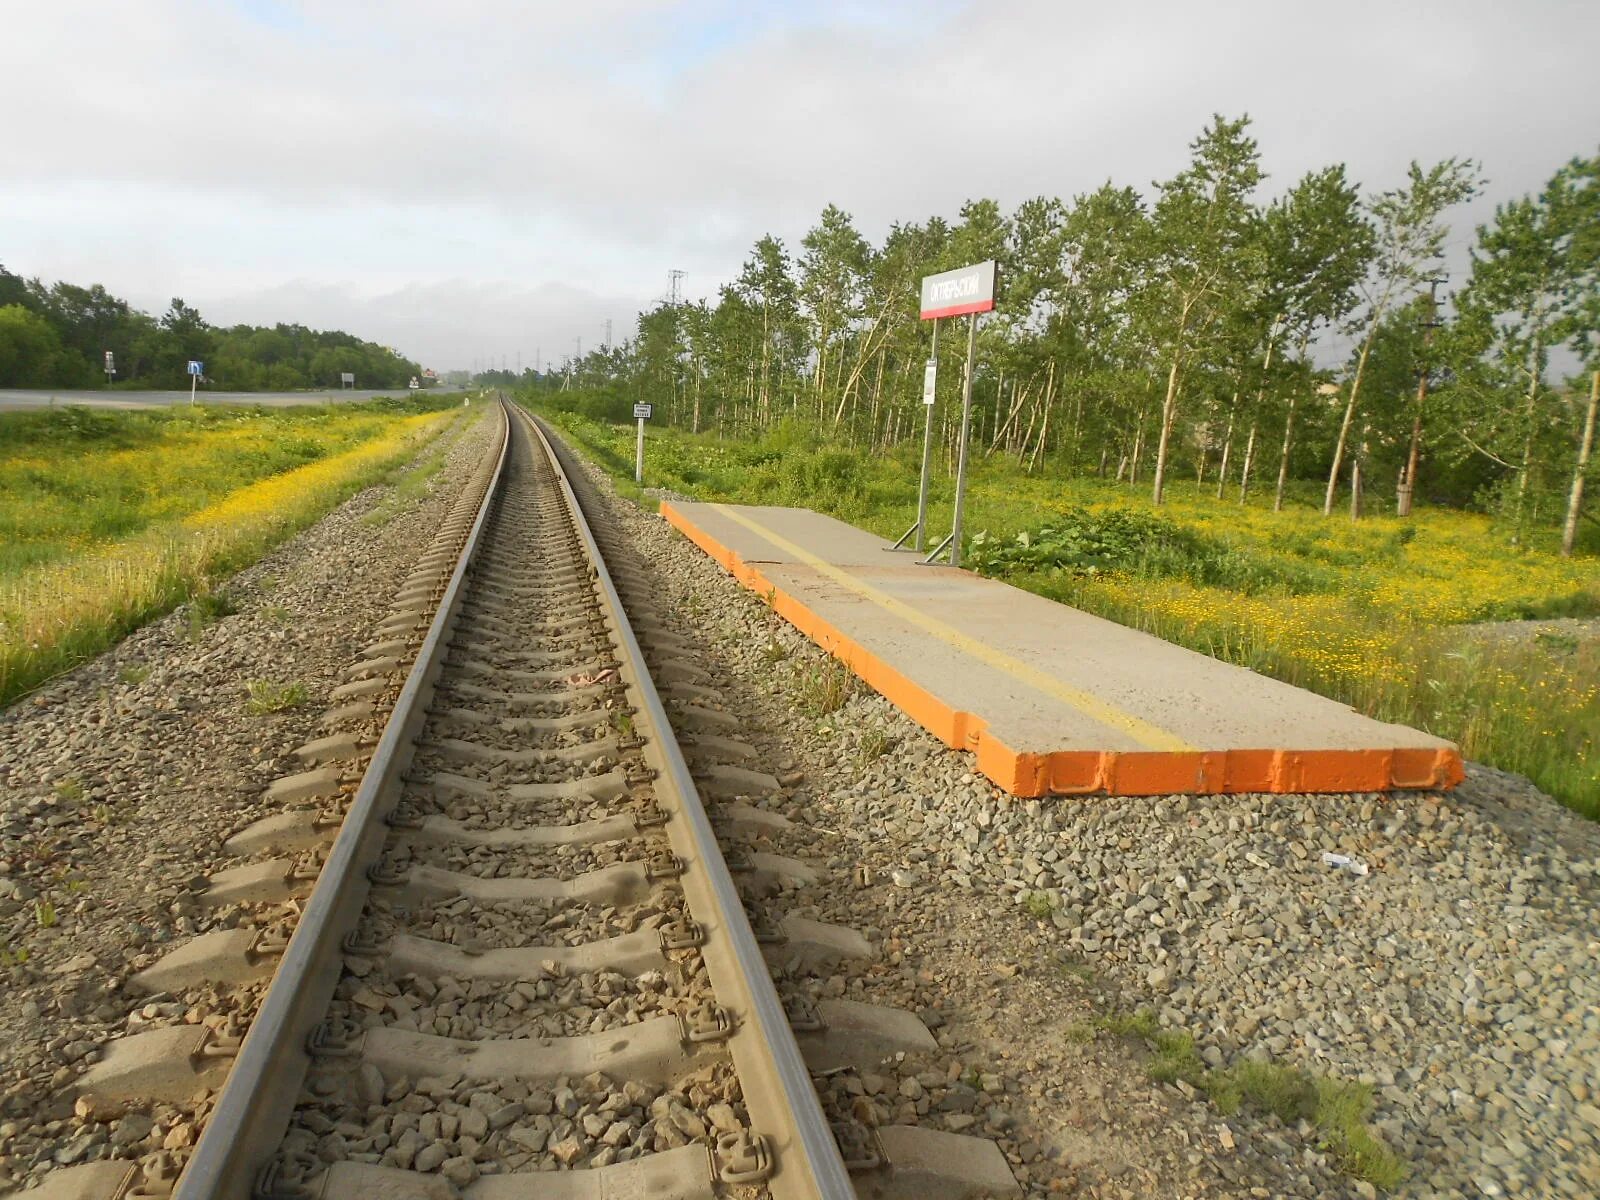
[537, 115, 1599, 550]
[0, 267, 421, 392]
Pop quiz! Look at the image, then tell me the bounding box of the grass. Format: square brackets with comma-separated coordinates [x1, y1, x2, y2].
[245, 679, 310, 714]
[542, 407, 1600, 819]
[0, 398, 468, 707]
[188, 586, 238, 637]
[360, 410, 473, 526]
[793, 656, 860, 716]
[1090, 1009, 1405, 1189]
[1020, 891, 1056, 920]
[855, 723, 893, 765]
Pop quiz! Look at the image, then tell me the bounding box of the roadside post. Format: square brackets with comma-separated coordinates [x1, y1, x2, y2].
[912, 260, 996, 568]
[187, 359, 203, 405]
[633, 402, 652, 483]
[103, 350, 116, 388]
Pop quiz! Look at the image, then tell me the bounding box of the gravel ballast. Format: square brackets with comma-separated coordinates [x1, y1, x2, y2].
[552, 425, 1600, 1200]
[0, 409, 493, 1189]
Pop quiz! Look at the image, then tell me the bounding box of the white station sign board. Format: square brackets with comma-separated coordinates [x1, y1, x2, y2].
[919, 260, 997, 321]
[633, 403, 653, 420]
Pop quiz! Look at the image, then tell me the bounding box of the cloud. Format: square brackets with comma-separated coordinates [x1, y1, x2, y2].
[4, 0, 1597, 366]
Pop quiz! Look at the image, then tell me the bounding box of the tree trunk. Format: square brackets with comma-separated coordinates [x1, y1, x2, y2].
[1561, 372, 1599, 557]
[1238, 421, 1258, 504]
[1349, 450, 1363, 522]
[1511, 340, 1544, 546]
[1215, 396, 1238, 499]
[1274, 394, 1298, 513]
[1324, 335, 1378, 514]
[989, 376, 1031, 454]
[1152, 358, 1181, 505]
[1028, 393, 1052, 474]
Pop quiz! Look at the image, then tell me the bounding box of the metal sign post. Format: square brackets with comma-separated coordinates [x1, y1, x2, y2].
[905, 260, 995, 567]
[187, 360, 203, 405]
[104, 350, 116, 388]
[916, 332, 939, 550]
[633, 403, 652, 483]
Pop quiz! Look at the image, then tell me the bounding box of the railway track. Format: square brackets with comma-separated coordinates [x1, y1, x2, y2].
[30, 400, 1017, 1200]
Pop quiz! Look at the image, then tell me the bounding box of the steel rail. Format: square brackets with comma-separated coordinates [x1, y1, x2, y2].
[523, 406, 855, 1200]
[172, 401, 513, 1200]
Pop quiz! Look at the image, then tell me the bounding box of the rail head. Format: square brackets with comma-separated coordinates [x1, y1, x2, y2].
[173, 400, 513, 1200]
[520, 405, 855, 1200]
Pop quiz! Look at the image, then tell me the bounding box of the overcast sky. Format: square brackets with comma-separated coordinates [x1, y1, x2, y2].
[4, 0, 1597, 371]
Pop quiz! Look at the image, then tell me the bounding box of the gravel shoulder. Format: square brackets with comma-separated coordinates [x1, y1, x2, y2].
[558, 440, 1600, 1200]
[0, 409, 492, 1188]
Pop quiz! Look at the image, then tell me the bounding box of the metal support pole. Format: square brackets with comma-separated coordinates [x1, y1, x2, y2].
[190, 371, 197, 406]
[929, 311, 978, 567]
[635, 417, 645, 484]
[914, 318, 940, 551]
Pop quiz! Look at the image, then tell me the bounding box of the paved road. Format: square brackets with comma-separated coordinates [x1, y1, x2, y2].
[0, 388, 426, 412]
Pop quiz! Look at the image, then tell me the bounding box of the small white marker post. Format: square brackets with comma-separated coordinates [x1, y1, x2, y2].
[187, 359, 203, 405]
[633, 402, 652, 483]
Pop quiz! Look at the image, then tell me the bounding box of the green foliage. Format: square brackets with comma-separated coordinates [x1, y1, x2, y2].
[792, 657, 860, 717]
[0, 263, 425, 390]
[0, 400, 462, 708]
[968, 512, 1339, 597]
[188, 586, 238, 636]
[1091, 1010, 1405, 1189]
[0, 398, 458, 578]
[245, 679, 309, 714]
[1019, 891, 1055, 919]
[855, 723, 893, 765]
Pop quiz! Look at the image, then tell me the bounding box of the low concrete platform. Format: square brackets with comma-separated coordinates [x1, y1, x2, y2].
[661, 501, 1464, 799]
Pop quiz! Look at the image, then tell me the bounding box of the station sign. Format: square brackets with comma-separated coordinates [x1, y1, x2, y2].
[633, 403, 653, 420]
[919, 260, 997, 321]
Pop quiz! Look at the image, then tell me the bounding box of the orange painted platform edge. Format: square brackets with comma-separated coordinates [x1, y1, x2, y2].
[661, 502, 1465, 799]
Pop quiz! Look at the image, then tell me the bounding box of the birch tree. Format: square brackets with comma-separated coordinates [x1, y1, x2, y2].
[1323, 159, 1479, 514]
[1144, 115, 1264, 505]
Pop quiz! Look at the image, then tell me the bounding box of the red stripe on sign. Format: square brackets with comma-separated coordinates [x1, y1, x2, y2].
[920, 298, 996, 321]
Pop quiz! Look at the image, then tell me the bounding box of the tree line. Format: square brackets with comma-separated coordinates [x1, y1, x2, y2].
[535, 115, 1599, 552]
[0, 266, 422, 391]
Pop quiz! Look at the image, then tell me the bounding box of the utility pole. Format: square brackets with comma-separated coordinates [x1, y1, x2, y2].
[669, 270, 684, 308]
[1397, 276, 1445, 517]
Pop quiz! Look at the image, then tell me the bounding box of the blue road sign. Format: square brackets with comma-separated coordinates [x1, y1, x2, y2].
[187, 360, 204, 376]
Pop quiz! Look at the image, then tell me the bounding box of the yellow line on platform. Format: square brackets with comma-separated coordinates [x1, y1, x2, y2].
[707, 504, 1195, 754]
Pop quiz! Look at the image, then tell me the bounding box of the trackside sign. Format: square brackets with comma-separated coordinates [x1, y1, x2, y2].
[920, 260, 997, 320]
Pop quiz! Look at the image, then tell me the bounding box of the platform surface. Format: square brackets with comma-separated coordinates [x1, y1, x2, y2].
[661, 501, 1463, 798]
